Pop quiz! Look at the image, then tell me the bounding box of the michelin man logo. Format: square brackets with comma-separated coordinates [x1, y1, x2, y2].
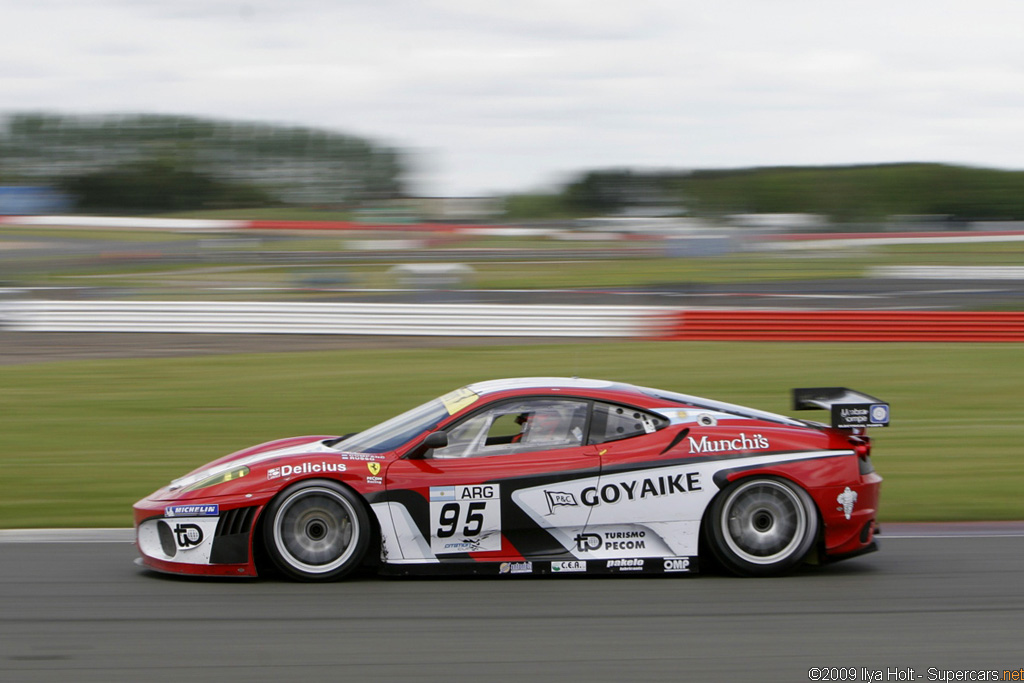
[836, 487, 858, 520]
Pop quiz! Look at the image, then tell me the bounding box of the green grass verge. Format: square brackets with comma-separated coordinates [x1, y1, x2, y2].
[1, 341, 1021, 528]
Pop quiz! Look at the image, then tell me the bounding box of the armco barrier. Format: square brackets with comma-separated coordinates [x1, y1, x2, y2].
[1, 301, 670, 338]
[4, 302, 1024, 341]
[656, 310, 1024, 342]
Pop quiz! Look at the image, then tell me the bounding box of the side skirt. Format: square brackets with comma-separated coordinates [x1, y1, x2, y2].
[378, 556, 700, 577]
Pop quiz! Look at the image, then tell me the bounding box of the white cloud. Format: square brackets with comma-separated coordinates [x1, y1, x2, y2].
[2, 0, 1024, 195]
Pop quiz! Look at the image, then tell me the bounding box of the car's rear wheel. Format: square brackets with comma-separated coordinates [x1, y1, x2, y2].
[263, 480, 370, 581]
[707, 477, 818, 576]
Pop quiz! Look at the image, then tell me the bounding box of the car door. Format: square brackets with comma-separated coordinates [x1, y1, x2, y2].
[579, 401, 711, 568]
[383, 397, 601, 562]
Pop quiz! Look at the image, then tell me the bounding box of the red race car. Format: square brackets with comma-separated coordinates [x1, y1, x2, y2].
[134, 378, 886, 580]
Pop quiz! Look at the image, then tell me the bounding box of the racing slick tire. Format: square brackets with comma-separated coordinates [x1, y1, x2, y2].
[706, 476, 819, 577]
[263, 480, 371, 581]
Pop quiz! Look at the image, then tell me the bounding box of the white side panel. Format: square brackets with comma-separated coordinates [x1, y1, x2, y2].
[515, 450, 850, 559]
[137, 517, 220, 564]
[374, 501, 438, 564]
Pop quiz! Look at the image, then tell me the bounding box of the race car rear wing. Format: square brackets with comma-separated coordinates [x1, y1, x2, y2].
[792, 387, 890, 428]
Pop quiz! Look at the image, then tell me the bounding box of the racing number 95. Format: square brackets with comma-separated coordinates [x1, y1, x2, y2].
[436, 501, 485, 538]
[429, 484, 503, 554]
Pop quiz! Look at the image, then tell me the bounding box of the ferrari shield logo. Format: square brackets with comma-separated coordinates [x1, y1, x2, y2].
[367, 462, 381, 476]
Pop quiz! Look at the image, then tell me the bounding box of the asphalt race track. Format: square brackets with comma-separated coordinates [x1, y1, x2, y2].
[3, 528, 1024, 682]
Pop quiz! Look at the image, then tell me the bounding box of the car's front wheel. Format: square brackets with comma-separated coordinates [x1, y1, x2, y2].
[706, 476, 818, 576]
[263, 480, 370, 581]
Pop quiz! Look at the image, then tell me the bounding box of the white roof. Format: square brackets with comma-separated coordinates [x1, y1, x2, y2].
[466, 377, 618, 395]
[464, 377, 803, 427]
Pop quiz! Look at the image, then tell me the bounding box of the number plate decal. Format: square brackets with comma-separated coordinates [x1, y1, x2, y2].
[429, 485, 502, 554]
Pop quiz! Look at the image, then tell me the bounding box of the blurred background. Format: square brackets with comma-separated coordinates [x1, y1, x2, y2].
[2, 111, 1024, 312]
[2, 0, 1023, 522]
[3, 5, 1024, 678]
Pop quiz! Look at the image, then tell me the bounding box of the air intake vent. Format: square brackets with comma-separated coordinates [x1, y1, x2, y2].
[210, 507, 257, 565]
[215, 507, 256, 538]
[157, 520, 176, 558]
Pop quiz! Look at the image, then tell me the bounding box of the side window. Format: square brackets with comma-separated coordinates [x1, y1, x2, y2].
[486, 413, 524, 444]
[433, 399, 589, 459]
[589, 402, 668, 445]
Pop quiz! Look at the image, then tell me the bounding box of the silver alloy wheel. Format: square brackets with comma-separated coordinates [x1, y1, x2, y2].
[271, 486, 360, 575]
[719, 479, 809, 565]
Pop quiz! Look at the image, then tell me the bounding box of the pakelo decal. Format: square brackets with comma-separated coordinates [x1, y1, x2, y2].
[606, 558, 644, 572]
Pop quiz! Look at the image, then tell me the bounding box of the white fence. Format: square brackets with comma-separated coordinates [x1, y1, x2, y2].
[1, 300, 671, 338]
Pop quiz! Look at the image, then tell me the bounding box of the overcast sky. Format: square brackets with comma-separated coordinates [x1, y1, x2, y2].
[3, 0, 1024, 196]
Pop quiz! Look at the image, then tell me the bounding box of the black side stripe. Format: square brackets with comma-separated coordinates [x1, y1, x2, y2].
[659, 428, 690, 455]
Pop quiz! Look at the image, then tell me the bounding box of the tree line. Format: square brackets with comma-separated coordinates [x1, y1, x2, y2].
[0, 113, 406, 212]
[507, 164, 1024, 223]
[4, 112, 1023, 221]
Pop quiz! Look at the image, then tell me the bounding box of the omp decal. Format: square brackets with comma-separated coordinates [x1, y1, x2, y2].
[663, 557, 692, 573]
[267, 461, 346, 480]
[837, 487, 858, 520]
[430, 485, 502, 554]
[165, 504, 219, 517]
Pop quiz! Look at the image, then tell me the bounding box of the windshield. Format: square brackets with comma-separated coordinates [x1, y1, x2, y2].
[334, 398, 450, 454]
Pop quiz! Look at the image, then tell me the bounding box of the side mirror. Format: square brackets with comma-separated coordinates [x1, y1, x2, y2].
[423, 431, 449, 449]
[406, 430, 448, 459]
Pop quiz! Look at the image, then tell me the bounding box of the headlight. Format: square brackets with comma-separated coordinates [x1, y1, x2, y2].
[179, 466, 249, 493]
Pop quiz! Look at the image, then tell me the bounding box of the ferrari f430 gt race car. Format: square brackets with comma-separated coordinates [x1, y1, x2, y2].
[134, 378, 887, 580]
